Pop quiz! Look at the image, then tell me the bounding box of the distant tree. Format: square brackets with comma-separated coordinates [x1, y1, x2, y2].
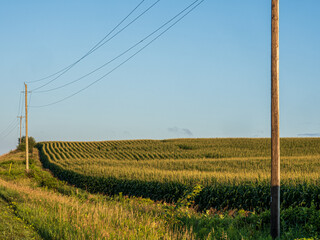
[17, 136, 36, 154]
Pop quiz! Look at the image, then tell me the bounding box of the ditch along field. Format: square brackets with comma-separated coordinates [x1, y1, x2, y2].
[0, 150, 199, 239]
[36, 138, 320, 212]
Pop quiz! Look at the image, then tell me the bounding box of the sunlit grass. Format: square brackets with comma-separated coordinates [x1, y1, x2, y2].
[1, 145, 320, 239]
[0, 150, 194, 239]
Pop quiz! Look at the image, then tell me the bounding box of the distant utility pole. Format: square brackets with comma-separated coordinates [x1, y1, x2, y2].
[24, 83, 29, 173]
[271, 0, 280, 239]
[17, 115, 24, 144]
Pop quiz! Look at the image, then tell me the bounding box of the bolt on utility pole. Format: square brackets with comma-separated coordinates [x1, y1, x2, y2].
[24, 83, 29, 173]
[271, 0, 280, 239]
[17, 116, 24, 144]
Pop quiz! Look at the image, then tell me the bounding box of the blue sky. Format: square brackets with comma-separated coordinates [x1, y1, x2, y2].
[1, 0, 319, 154]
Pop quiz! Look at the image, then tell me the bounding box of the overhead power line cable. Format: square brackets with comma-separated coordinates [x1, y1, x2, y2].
[17, 92, 23, 115]
[0, 121, 19, 140]
[27, 0, 147, 84]
[34, 0, 201, 94]
[27, 92, 33, 115]
[28, 0, 160, 89]
[30, 0, 205, 108]
[0, 119, 18, 137]
[1, 90, 24, 138]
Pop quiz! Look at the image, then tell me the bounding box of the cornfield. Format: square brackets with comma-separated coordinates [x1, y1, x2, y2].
[36, 138, 320, 211]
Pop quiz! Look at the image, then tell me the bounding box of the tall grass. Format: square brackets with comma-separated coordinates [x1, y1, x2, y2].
[0, 151, 194, 240]
[1, 146, 319, 239]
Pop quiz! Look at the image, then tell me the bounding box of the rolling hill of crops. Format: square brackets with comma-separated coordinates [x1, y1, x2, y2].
[37, 138, 320, 211]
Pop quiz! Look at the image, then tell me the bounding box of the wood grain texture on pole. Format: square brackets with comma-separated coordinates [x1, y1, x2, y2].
[25, 83, 29, 173]
[271, 0, 280, 238]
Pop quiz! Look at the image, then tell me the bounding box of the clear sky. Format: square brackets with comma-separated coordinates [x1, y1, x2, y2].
[1, 0, 319, 155]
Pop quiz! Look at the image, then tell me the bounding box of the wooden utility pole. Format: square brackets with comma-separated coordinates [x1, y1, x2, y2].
[25, 83, 29, 173]
[271, 0, 280, 238]
[17, 116, 24, 144]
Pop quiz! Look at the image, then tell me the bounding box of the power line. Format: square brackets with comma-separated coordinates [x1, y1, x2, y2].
[33, 0, 202, 94]
[28, 0, 160, 90]
[2, 122, 19, 139]
[0, 120, 19, 140]
[0, 119, 17, 137]
[31, 0, 204, 107]
[17, 92, 22, 115]
[28, 92, 33, 115]
[0, 120, 19, 153]
[16, 121, 20, 140]
[30, 0, 205, 108]
[18, 91, 24, 116]
[0, 90, 25, 138]
[27, 0, 147, 84]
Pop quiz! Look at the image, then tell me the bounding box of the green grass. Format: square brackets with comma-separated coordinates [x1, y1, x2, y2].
[0, 197, 41, 240]
[1, 139, 320, 239]
[0, 150, 185, 239]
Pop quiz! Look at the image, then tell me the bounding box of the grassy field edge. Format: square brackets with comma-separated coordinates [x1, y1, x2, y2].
[0, 146, 320, 239]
